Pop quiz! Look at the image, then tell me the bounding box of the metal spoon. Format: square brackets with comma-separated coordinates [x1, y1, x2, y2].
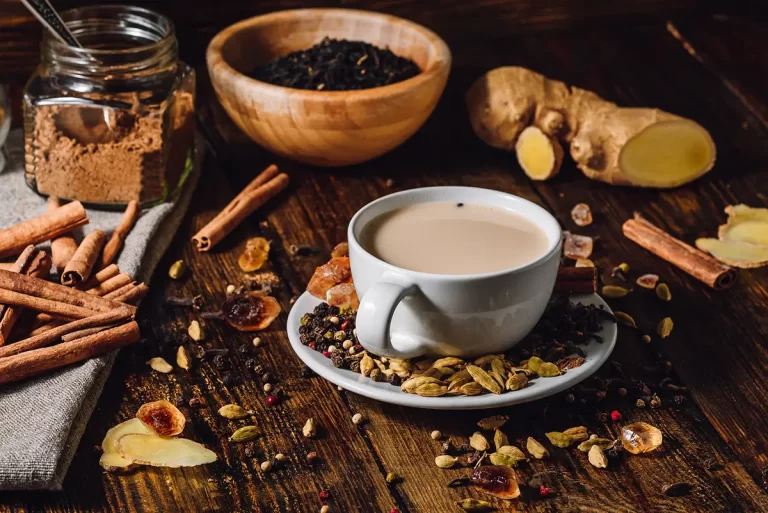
[20, 0, 83, 48]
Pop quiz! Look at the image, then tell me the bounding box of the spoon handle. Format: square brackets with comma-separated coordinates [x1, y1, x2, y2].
[20, 0, 82, 48]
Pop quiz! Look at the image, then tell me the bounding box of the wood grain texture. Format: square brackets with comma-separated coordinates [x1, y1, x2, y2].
[2, 1, 768, 512]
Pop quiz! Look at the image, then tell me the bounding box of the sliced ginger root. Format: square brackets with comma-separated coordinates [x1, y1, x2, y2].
[695, 238, 768, 268]
[99, 418, 153, 472]
[117, 434, 217, 468]
[718, 205, 768, 246]
[515, 126, 563, 180]
[466, 67, 716, 187]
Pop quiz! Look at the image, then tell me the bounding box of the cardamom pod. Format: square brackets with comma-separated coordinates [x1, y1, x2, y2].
[435, 455, 458, 469]
[477, 415, 509, 430]
[655, 282, 672, 301]
[147, 357, 172, 373]
[454, 498, 492, 512]
[497, 445, 527, 462]
[489, 452, 518, 468]
[218, 404, 250, 420]
[575, 258, 595, 267]
[302, 418, 317, 438]
[187, 320, 204, 341]
[168, 259, 186, 280]
[489, 370, 506, 388]
[588, 444, 608, 469]
[578, 437, 616, 452]
[422, 367, 443, 379]
[473, 354, 504, 367]
[414, 359, 435, 371]
[602, 285, 632, 298]
[526, 356, 544, 373]
[230, 425, 259, 442]
[466, 365, 502, 394]
[563, 426, 589, 442]
[493, 429, 508, 450]
[614, 311, 637, 328]
[460, 382, 484, 396]
[360, 354, 375, 376]
[505, 373, 528, 391]
[526, 437, 549, 459]
[385, 471, 399, 484]
[527, 356, 561, 377]
[447, 377, 470, 394]
[449, 369, 471, 384]
[490, 358, 506, 378]
[546, 431, 576, 448]
[176, 346, 191, 370]
[657, 317, 674, 338]
[373, 359, 387, 372]
[636, 273, 659, 289]
[432, 357, 464, 368]
[401, 376, 442, 393]
[413, 383, 448, 397]
[470, 432, 491, 451]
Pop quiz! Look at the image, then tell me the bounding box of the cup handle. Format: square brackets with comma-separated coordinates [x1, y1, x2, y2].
[356, 282, 423, 358]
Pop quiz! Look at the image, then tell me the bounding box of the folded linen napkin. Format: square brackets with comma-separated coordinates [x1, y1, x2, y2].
[0, 129, 201, 490]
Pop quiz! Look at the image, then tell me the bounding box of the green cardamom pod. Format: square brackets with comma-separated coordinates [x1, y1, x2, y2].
[218, 404, 250, 420]
[614, 311, 637, 328]
[601, 285, 632, 298]
[505, 373, 528, 391]
[454, 498, 493, 512]
[489, 452, 518, 468]
[536, 361, 561, 377]
[657, 317, 674, 338]
[655, 283, 672, 301]
[466, 365, 502, 394]
[477, 415, 508, 430]
[546, 431, 576, 448]
[563, 426, 589, 442]
[230, 425, 259, 443]
[526, 437, 549, 459]
[577, 437, 616, 452]
[497, 445, 527, 461]
[493, 429, 509, 450]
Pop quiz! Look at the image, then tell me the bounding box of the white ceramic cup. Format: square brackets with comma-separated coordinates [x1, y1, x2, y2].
[349, 186, 562, 358]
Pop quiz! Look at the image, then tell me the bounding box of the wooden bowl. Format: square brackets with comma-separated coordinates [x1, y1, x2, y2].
[206, 8, 451, 167]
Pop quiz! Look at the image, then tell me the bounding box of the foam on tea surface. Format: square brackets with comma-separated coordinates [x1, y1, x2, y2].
[360, 201, 549, 274]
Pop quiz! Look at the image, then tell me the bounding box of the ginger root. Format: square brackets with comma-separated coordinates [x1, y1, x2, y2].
[695, 238, 768, 269]
[466, 67, 716, 187]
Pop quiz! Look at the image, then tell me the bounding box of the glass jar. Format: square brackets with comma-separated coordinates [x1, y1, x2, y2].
[23, 5, 195, 207]
[0, 85, 10, 173]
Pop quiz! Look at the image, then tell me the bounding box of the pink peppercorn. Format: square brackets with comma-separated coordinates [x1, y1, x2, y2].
[319, 490, 330, 500]
[539, 485, 550, 497]
[266, 395, 278, 406]
[610, 410, 622, 422]
[322, 351, 331, 358]
[389, 509, 400, 513]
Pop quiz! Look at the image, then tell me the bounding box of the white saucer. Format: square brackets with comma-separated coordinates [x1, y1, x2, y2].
[287, 292, 617, 410]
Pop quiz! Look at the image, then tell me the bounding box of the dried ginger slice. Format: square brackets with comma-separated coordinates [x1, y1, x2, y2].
[718, 205, 768, 247]
[99, 418, 153, 472]
[307, 257, 352, 299]
[117, 434, 217, 468]
[326, 282, 360, 310]
[695, 238, 768, 269]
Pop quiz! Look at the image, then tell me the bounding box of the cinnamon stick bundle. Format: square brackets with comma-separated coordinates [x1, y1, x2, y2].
[0, 288, 96, 319]
[0, 246, 52, 345]
[48, 197, 79, 271]
[78, 264, 120, 291]
[0, 320, 140, 386]
[622, 214, 737, 290]
[62, 229, 107, 286]
[0, 308, 134, 358]
[100, 200, 139, 268]
[0, 201, 88, 259]
[84, 273, 132, 297]
[554, 266, 598, 294]
[192, 165, 289, 252]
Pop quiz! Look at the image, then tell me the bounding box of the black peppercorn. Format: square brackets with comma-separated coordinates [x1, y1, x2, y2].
[370, 369, 384, 382]
[245, 358, 257, 370]
[261, 372, 273, 383]
[189, 397, 202, 408]
[607, 448, 619, 459]
[213, 354, 226, 369]
[331, 350, 346, 369]
[175, 396, 186, 408]
[191, 344, 206, 359]
[386, 373, 402, 386]
[244, 446, 255, 458]
[674, 395, 686, 406]
[222, 374, 235, 387]
[349, 360, 361, 373]
[564, 393, 575, 403]
[300, 365, 315, 378]
[238, 344, 250, 355]
[253, 364, 264, 375]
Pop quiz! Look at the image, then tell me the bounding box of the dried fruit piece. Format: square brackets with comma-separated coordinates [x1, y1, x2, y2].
[657, 317, 674, 338]
[577, 438, 616, 452]
[187, 320, 205, 341]
[176, 346, 191, 370]
[614, 311, 637, 328]
[326, 283, 360, 310]
[230, 425, 260, 442]
[526, 437, 549, 459]
[466, 365, 502, 394]
[588, 445, 608, 469]
[147, 357, 172, 373]
[621, 422, 662, 454]
[219, 294, 281, 331]
[331, 242, 349, 258]
[168, 260, 186, 280]
[137, 400, 186, 436]
[575, 258, 595, 268]
[302, 418, 317, 438]
[238, 237, 270, 272]
[601, 285, 632, 298]
[477, 415, 508, 431]
[470, 465, 520, 499]
[99, 418, 153, 472]
[695, 238, 768, 268]
[454, 498, 493, 512]
[117, 434, 217, 467]
[307, 257, 352, 299]
[493, 430, 509, 450]
[470, 432, 491, 452]
[571, 203, 593, 227]
[563, 232, 593, 260]
[218, 404, 250, 420]
[655, 283, 672, 301]
[435, 455, 458, 469]
[636, 274, 659, 289]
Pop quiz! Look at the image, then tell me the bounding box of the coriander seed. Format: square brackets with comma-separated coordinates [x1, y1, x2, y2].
[264, 383, 273, 393]
[430, 430, 442, 440]
[342, 340, 353, 350]
[275, 453, 286, 462]
[352, 413, 364, 425]
[260, 460, 272, 472]
[226, 284, 236, 294]
[253, 336, 262, 347]
[329, 316, 339, 325]
[348, 347, 356, 355]
[328, 345, 337, 353]
[320, 506, 330, 513]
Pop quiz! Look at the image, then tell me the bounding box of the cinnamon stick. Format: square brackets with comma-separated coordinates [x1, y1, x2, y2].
[622, 214, 736, 290]
[48, 197, 79, 271]
[0, 288, 96, 319]
[0, 308, 134, 358]
[0, 269, 133, 314]
[192, 165, 289, 252]
[0, 201, 88, 259]
[113, 282, 149, 304]
[85, 273, 133, 297]
[62, 229, 107, 286]
[554, 266, 598, 294]
[0, 246, 52, 345]
[100, 200, 139, 268]
[60, 324, 115, 343]
[78, 263, 120, 291]
[0, 263, 14, 271]
[0, 320, 140, 385]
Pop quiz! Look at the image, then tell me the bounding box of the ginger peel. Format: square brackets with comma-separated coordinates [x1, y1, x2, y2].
[466, 67, 716, 187]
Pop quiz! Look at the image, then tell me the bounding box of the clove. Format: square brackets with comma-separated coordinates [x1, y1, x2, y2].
[165, 295, 204, 310]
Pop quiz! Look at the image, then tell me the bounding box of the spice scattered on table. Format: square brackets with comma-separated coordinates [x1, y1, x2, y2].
[250, 37, 421, 91]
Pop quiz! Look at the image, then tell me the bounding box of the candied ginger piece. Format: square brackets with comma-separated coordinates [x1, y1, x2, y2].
[563, 232, 593, 260]
[307, 257, 352, 299]
[326, 283, 359, 311]
[331, 242, 349, 258]
[238, 237, 270, 272]
[571, 203, 593, 227]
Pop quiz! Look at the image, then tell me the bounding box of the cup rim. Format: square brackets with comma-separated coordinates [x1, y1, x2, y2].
[348, 186, 563, 280]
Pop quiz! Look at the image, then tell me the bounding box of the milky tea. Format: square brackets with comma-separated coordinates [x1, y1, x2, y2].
[359, 201, 550, 275]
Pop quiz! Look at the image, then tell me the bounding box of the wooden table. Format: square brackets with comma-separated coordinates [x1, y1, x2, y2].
[2, 1, 768, 511]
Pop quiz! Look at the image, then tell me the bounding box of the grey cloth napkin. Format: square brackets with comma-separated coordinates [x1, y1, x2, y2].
[0, 129, 201, 490]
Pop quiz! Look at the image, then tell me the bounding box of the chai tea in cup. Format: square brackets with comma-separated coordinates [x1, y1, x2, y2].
[359, 201, 549, 275]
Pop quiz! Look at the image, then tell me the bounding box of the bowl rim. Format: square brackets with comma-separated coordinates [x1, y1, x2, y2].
[206, 7, 452, 102]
